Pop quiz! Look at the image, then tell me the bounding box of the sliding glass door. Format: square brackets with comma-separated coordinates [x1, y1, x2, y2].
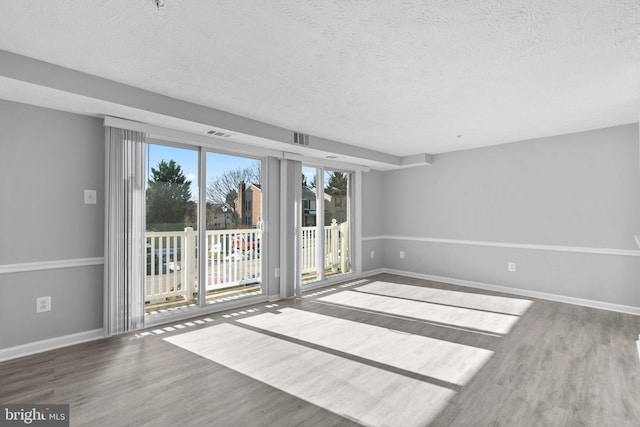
[300, 166, 351, 286]
[145, 144, 199, 313]
[144, 143, 264, 316]
[204, 152, 263, 305]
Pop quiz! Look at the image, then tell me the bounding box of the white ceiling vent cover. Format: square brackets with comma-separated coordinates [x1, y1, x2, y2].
[207, 129, 234, 138]
[293, 132, 309, 146]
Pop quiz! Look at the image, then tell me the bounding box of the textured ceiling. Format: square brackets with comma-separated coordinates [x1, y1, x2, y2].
[0, 0, 638, 156]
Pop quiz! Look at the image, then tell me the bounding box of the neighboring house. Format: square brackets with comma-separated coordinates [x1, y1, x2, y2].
[233, 182, 343, 229]
[206, 203, 228, 230]
[302, 186, 317, 226]
[309, 187, 347, 226]
[235, 182, 262, 229]
[325, 188, 348, 224]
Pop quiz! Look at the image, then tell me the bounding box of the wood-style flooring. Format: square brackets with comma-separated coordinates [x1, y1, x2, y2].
[1, 273, 639, 426]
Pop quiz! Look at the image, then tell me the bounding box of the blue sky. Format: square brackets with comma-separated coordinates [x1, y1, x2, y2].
[147, 144, 342, 200]
[302, 166, 316, 188]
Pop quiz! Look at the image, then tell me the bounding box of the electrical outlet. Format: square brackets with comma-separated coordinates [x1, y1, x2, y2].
[274, 267, 280, 278]
[36, 296, 51, 313]
[370, 251, 375, 259]
[399, 251, 405, 259]
[508, 262, 516, 272]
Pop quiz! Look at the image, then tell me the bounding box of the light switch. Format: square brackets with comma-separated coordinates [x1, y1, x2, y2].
[84, 190, 97, 205]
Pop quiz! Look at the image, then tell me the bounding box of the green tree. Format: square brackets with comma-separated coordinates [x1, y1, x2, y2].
[146, 160, 192, 230]
[325, 171, 348, 225]
[325, 171, 347, 194]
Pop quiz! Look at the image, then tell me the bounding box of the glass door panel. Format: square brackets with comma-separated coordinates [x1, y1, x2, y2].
[301, 167, 319, 284]
[204, 153, 263, 304]
[300, 166, 352, 287]
[145, 144, 199, 314]
[323, 170, 350, 278]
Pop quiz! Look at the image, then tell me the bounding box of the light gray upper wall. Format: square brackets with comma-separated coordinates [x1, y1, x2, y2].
[264, 156, 281, 296]
[382, 124, 640, 250]
[0, 99, 105, 264]
[361, 170, 384, 272]
[279, 160, 302, 298]
[361, 170, 383, 238]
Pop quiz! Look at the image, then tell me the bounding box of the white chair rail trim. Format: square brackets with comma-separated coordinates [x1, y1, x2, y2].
[0, 257, 105, 274]
[361, 235, 640, 257]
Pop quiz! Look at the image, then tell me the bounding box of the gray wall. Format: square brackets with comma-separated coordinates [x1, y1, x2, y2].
[0, 100, 105, 349]
[361, 170, 384, 272]
[379, 124, 640, 307]
[361, 170, 383, 238]
[2, 96, 637, 352]
[279, 160, 301, 298]
[264, 156, 281, 297]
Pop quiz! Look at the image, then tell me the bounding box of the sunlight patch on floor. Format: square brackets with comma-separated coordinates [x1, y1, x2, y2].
[318, 291, 520, 334]
[238, 307, 493, 386]
[165, 323, 453, 427]
[338, 279, 369, 288]
[355, 281, 533, 315]
[135, 318, 214, 338]
[302, 288, 337, 298]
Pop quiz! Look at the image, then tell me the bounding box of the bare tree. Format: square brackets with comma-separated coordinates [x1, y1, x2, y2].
[206, 166, 261, 205]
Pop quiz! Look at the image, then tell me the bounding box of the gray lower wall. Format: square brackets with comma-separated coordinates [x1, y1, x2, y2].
[383, 240, 640, 307]
[379, 124, 640, 307]
[0, 100, 105, 349]
[362, 239, 384, 272]
[0, 266, 104, 348]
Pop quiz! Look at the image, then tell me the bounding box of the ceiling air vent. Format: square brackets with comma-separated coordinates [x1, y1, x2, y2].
[206, 129, 233, 138]
[293, 132, 309, 146]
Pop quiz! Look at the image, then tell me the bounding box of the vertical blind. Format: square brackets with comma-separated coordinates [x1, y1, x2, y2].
[104, 127, 146, 336]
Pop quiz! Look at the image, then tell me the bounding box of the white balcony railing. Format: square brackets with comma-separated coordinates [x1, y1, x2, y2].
[145, 220, 349, 306]
[145, 228, 261, 306]
[145, 229, 197, 305]
[301, 219, 349, 275]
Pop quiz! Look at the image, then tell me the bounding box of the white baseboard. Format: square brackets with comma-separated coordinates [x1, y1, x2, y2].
[362, 268, 386, 278]
[378, 268, 640, 316]
[0, 329, 104, 363]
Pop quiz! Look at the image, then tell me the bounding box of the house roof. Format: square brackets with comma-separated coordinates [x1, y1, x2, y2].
[302, 186, 316, 200]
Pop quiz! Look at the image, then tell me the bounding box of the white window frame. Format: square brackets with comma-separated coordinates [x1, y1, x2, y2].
[111, 126, 274, 327]
[299, 163, 362, 291]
